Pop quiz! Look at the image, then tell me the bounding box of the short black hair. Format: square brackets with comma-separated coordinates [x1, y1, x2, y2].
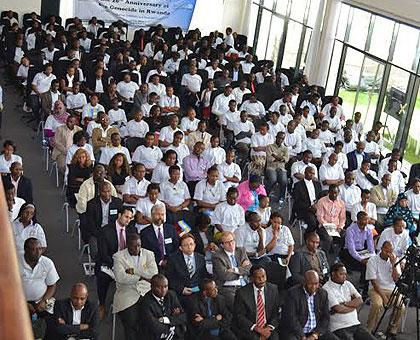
[250, 264, 265, 276]
[330, 262, 345, 273]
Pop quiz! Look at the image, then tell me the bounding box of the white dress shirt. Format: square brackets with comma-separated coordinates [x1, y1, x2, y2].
[159, 179, 190, 207]
[319, 163, 345, 190]
[211, 202, 245, 232]
[132, 145, 163, 169]
[194, 179, 226, 205]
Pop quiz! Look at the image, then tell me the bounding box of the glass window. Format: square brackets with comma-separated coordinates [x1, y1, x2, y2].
[266, 15, 285, 67]
[379, 67, 410, 148]
[276, 0, 289, 15]
[326, 41, 343, 94]
[338, 48, 364, 119]
[353, 57, 385, 130]
[348, 8, 371, 50]
[281, 21, 303, 68]
[247, 3, 260, 47]
[406, 86, 420, 164]
[290, 0, 308, 23]
[336, 3, 350, 41]
[307, 0, 321, 28]
[299, 27, 312, 70]
[256, 9, 272, 59]
[368, 16, 394, 61]
[263, 0, 274, 10]
[392, 24, 420, 72]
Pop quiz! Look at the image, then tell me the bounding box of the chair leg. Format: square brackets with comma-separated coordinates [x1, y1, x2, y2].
[112, 310, 116, 340]
[62, 202, 69, 233]
[55, 163, 59, 188]
[400, 298, 410, 332]
[78, 228, 82, 251]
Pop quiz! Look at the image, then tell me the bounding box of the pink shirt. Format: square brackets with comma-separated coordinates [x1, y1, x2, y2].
[237, 180, 267, 211]
[115, 221, 126, 250]
[316, 196, 346, 230]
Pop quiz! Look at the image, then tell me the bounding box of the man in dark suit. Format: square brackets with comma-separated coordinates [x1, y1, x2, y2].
[212, 231, 251, 307]
[3, 161, 33, 203]
[86, 181, 123, 259]
[141, 274, 187, 340]
[234, 265, 280, 340]
[50, 283, 98, 339]
[187, 278, 237, 340]
[140, 205, 180, 267]
[347, 142, 371, 172]
[39, 79, 65, 119]
[96, 207, 137, 319]
[280, 270, 339, 340]
[292, 166, 322, 231]
[166, 234, 209, 306]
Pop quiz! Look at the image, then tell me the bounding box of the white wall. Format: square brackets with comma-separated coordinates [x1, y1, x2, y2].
[1, 0, 41, 25]
[344, 0, 420, 27]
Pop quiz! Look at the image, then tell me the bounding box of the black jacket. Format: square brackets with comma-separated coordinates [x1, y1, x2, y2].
[292, 179, 322, 219]
[166, 250, 209, 295]
[140, 223, 180, 265]
[347, 150, 371, 172]
[234, 283, 280, 340]
[288, 248, 329, 286]
[140, 290, 187, 340]
[51, 298, 99, 339]
[3, 174, 33, 203]
[187, 293, 236, 339]
[280, 285, 330, 338]
[85, 196, 123, 238]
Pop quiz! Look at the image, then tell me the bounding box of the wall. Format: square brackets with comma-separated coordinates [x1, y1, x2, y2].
[1, 0, 42, 24]
[344, 0, 420, 27]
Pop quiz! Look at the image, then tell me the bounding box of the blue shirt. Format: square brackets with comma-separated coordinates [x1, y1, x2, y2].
[344, 222, 375, 262]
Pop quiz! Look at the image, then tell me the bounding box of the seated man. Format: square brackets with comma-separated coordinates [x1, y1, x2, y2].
[347, 141, 371, 172]
[234, 265, 280, 340]
[183, 141, 211, 196]
[166, 234, 209, 305]
[319, 153, 345, 191]
[96, 207, 137, 319]
[323, 264, 375, 340]
[370, 173, 398, 227]
[3, 161, 33, 203]
[51, 283, 98, 340]
[140, 274, 187, 340]
[113, 233, 158, 340]
[351, 189, 377, 225]
[353, 160, 379, 190]
[376, 216, 410, 260]
[366, 241, 404, 336]
[249, 122, 274, 176]
[212, 231, 251, 307]
[135, 183, 166, 231]
[291, 150, 318, 185]
[315, 184, 346, 255]
[140, 205, 179, 267]
[212, 187, 245, 233]
[235, 211, 268, 265]
[122, 163, 150, 207]
[91, 113, 119, 155]
[86, 181, 123, 260]
[340, 211, 375, 295]
[292, 166, 322, 232]
[159, 165, 191, 225]
[188, 278, 237, 339]
[20, 238, 60, 338]
[280, 270, 338, 340]
[98, 132, 131, 166]
[288, 232, 329, 286]
[339, 171, 361, 223]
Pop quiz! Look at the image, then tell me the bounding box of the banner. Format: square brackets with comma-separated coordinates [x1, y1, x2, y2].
[74, 0, 197, 31]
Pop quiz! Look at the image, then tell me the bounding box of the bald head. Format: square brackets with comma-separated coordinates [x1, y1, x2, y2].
[304, 270, 320, 295]
[70, 283, 88, 310]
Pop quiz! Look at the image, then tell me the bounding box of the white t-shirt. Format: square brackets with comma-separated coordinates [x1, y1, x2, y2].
[159, 180, 190, 207]
[99, 145, 131, 165]
[122, 177, 150, 206]
[31, 72, 56, 94]
[211, 202, 245, 232]
[20, 255, 60, 302]
[265, 225, 294, 256]
[132, 145, 163, 169]
[376, 227, 410, 259]
[202, 146, 226, 166]
[13, 221, 47, 254]
[0, 154, 23, 174]
[194, 179, 226, 205]
[366, 254, 400, 290]
[166, 144, 190, 165]
[66, 144, 95, 164]
[290, 161, 318, 184]
[181, 73, 202, 93]
[235, 223, 266, 255]
[151, 162, 183, 184]
[250, 132, 274, 157]
[117, 81, 139, 102]
[319, 163, 345, 190]
[406, 189, 420, 216]
[323, 280, 361, 332]
[126, 119, 149, 138]
[218, 161, 242, 189]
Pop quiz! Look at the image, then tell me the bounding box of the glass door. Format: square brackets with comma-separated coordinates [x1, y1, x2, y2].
[379, 67, 410, 149]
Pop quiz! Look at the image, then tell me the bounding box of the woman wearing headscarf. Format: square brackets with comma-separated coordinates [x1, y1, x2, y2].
[384, 192, 416, 238]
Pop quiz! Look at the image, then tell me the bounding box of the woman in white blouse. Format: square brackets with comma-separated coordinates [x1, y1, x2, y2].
[151, 149, 183, 184]
[265, 211, 294, 264]
[12, 203, 47, 254]
[0, 140, 23, 174]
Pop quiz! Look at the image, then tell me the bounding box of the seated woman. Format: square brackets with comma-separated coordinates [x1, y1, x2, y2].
[122, 163, 150, 207]
[134, 183, 166, 232]
[194, 166, 226, 215]
[0, 140, 23, 174]
[151, 149, 183, 184]
[106, 153, 130, 195]
[384, 192, 416, 239]
[12, 203, 47, 254]
[66, 148, 93, 207]
[44, 100, 69, 139]
[191, 213, 218, 259]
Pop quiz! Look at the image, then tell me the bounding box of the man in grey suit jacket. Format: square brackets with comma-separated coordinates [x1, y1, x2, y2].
[211, 231, 251, 307]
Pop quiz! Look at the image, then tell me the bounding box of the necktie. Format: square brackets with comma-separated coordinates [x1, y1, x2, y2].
[119, 228, 126, 250]
[207, 299, 220, 336]
[256, 289, 265, 328]
[186, 255, 194, 278]
[157, 227, 165, 260]
[230, 255, 246, 286]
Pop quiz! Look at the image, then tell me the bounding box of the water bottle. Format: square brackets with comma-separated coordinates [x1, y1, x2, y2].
[31, 313, 38, 322]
